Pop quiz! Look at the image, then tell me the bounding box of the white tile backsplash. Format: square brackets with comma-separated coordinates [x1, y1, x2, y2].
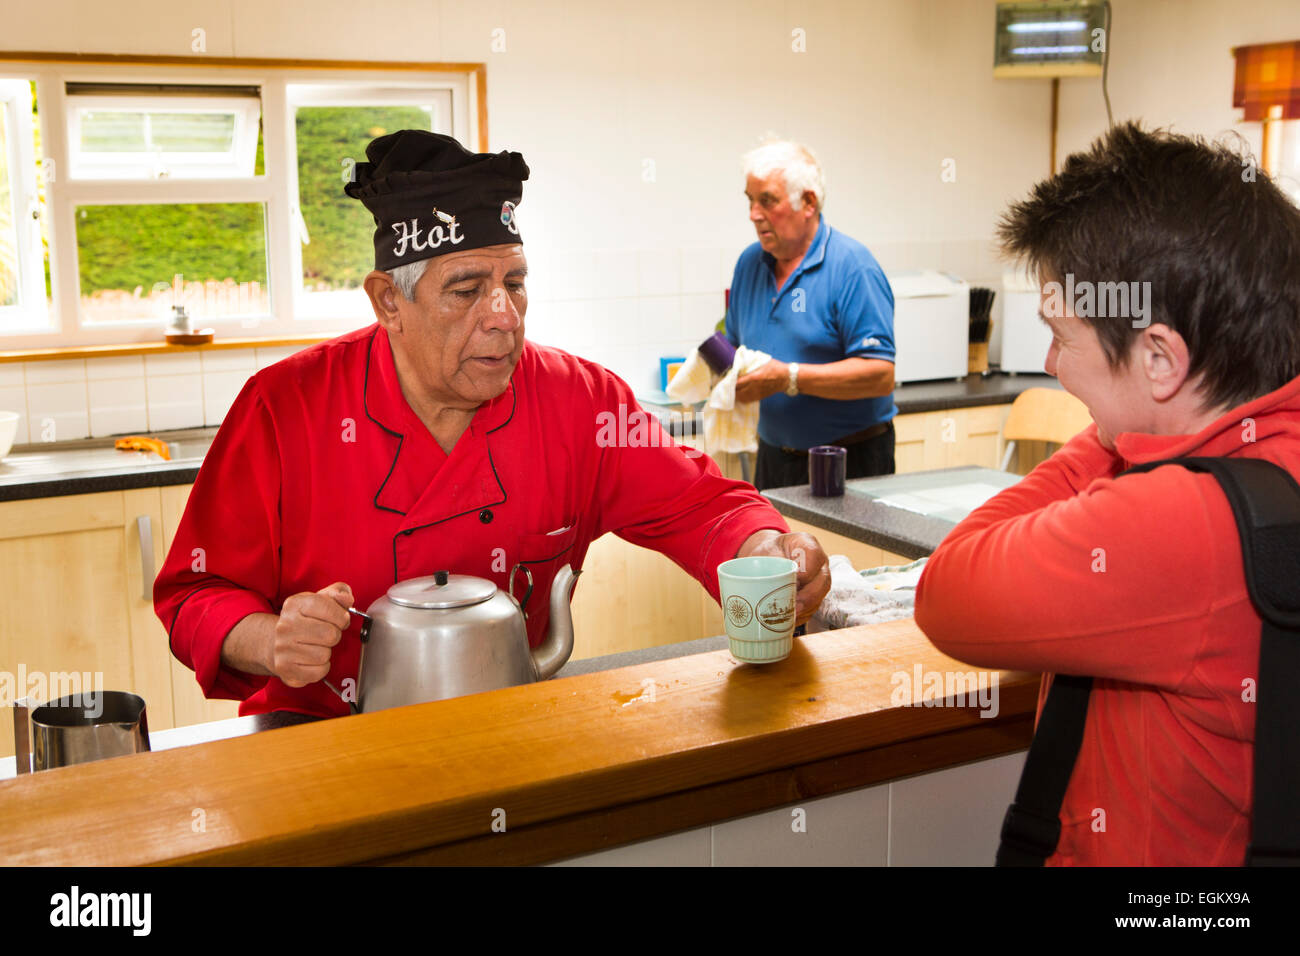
[88, 378, 149, 438]
[596, 298, 638, 351]
[590, 249, 638, 300]
[0, 385, 29, 445]
[634, 296, 681, 348]
[86, 356, 145, 381]
[25, 359, 87, 385]
[974, 238, 1008, 279]
[146, 374, 204, 432]
[681, 293, 723, 342]
[254, 346, 303, 370]
[144, 352, 202, 376]
[553, 249, 595, 301]
[636, 247, 681, 297]
[26, 381, 90, 441]
[940, 239, 981, 282]
[200, 349, 257, 373]
[553, 300, 595, 349]
[0, 364, 23, 388]
[681, 247, 725, 296]
[718, 246, 740, 290]
[869, 241, 906, 274]
[202, 370, 251, 426]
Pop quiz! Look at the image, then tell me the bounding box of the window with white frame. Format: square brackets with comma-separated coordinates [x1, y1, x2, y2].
[286, 83, 452, 320]
[65, 84, 262, 181]
[0, 79, 48, 333]
[0, 60, 476, 349]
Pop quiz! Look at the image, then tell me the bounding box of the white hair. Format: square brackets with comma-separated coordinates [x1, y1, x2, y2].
[388, 259, 430, 301]
[743, 139, 825, 212]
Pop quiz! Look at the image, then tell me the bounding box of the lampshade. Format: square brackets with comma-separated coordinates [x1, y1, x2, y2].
[1232, 41, 1300, 121]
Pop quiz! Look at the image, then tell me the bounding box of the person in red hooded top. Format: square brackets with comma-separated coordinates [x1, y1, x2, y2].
[154, 130, 830, 719]
[915, 122, 1300, 865]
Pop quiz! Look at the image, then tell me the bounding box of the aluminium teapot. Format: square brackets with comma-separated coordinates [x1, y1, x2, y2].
[329, 565, 580, 714]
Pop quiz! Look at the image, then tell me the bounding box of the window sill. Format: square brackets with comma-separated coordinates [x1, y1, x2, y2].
[0, 334, 332, 364]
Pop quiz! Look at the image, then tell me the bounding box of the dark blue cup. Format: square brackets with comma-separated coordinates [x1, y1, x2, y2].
[809, 445, 847, 497]
[698, 332, 737, 375]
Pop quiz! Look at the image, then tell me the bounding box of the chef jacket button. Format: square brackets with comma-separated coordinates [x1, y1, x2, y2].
[403, 529, 413, 536]
[479, 509, 493, 524]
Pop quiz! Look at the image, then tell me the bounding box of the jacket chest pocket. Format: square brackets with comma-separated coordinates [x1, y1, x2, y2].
[508, 521, 580, 633]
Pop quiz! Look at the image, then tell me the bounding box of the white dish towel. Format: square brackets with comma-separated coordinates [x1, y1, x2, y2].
[807, 555, 928, 632]
[665, 344, 772, 456]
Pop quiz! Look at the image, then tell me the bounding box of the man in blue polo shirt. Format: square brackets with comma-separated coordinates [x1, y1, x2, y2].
[727, 140, 897, 491]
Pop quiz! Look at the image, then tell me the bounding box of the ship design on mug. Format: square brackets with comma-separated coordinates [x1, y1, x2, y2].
[726, 595, 754, 628]
[757, 583, 796, 632]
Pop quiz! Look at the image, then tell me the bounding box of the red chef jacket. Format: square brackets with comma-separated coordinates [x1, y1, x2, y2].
[154, 324, 788, 717]
[915, 372, 1300, 865]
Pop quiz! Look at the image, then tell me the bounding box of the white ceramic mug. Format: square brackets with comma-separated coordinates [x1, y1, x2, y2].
[717, 556, 798, 663]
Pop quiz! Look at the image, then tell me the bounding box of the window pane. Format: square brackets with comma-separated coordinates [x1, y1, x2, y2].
[149, 112, 237, 153]
[69, 95, 260, 179]
[75, 203, 269, 325]
[296, 105, 434, 293]
[0, 108, 17, 307]
[0, 79, 49, 329]
[79, 110, 147, 152]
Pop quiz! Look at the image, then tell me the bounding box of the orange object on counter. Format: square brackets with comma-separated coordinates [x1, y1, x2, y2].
[114, 436, 171, 461]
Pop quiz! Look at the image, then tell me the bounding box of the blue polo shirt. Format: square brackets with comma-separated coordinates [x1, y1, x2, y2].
[725, 218, 896, 449]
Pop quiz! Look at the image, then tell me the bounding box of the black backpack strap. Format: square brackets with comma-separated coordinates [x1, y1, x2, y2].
[996, 674, 1093, 866]
[1133, 457, 1300, 866]
[995, 455, 1300, 867]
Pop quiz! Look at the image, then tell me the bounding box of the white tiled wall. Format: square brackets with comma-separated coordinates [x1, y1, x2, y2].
[550, 749, 1027, 867]
[0, 345, 307, 444]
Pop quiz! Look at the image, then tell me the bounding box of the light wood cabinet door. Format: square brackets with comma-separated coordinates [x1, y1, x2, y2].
[784, 517, 914, 570]
[159, 484, 240, 727]
[893, 405, 1017, 474]
[570, 534, 715, 660]
[0, 489, 176, 758]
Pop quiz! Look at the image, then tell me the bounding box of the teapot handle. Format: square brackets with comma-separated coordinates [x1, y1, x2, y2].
[509, 563, 534, 616]
[348, 606, 372, 644]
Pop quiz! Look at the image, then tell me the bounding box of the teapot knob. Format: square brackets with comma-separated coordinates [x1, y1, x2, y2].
[435, 570, 449, 586]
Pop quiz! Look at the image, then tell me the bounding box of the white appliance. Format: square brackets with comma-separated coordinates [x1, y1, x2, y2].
[886, 270, 970, 383]
[998, 269, 1052, 373]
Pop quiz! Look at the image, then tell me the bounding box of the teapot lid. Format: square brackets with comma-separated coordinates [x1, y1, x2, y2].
[388, 570, 497, 609]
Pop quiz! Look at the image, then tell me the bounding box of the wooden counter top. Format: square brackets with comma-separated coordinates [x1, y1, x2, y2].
[0, 620, 1038, 866]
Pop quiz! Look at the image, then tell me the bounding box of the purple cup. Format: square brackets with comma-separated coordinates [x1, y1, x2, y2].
[809, 445, 847, 497]
[698, 332, 737, 375]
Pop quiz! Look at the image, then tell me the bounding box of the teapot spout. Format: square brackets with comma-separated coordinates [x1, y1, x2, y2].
[530, 564, 581, 680]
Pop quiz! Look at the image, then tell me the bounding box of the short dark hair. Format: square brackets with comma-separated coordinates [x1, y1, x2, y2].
[998, 121, 1300, 411]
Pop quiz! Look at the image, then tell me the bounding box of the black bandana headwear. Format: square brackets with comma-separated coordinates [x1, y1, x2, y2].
[344, 130, 529, 271]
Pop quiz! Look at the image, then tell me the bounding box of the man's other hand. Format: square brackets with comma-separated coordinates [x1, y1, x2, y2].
[734, 359, 790, 404]
[737, 530, 830, 625]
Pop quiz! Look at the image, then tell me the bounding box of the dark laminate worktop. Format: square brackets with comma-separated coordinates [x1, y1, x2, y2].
[763, 466, 1023, 559]
[887, 371, 1060, 414]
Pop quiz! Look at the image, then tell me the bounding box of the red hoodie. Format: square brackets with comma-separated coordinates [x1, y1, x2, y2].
[915, 373, 1300, 866]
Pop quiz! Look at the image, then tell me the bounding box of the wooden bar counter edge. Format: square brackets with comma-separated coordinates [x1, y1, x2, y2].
[0, 619, 1038, 866]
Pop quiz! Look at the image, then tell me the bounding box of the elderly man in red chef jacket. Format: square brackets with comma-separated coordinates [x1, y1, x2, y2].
[154, 131, 830, 718]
